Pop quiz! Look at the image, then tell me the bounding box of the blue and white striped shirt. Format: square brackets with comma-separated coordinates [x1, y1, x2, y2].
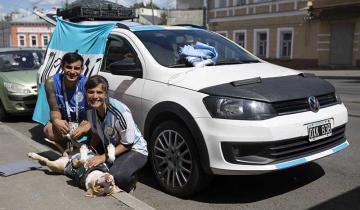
[87, 98, 148, 156]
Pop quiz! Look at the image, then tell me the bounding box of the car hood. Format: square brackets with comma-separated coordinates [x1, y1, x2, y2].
[0, 70, 37, 86]
[167, 63, 299, 91]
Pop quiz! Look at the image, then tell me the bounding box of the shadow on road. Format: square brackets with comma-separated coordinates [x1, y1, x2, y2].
[308, 186, 360, 210]
[6, 116, 328, 204]
[193, 162, 324, 203]
[138, 162, 325, 204]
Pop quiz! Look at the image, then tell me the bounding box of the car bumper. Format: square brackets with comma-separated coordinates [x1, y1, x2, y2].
[195, 103, 348, 175]
[3, 94, 37, 114]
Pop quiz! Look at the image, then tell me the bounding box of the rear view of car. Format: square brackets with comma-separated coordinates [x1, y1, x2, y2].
[0, 48, 44, 121]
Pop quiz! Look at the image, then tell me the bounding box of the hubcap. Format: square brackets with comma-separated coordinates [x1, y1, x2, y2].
[153, 130, 192, 188]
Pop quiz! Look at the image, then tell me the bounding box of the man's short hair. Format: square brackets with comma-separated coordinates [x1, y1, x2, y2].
[61, 52, 84, 67]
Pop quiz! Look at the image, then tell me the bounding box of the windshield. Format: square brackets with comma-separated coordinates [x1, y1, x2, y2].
[134, 29, 259, 68]
[0, 50, 44, 72]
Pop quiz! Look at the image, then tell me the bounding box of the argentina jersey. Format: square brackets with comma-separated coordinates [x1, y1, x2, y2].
[88, 98, 148, 156]
[53, 73, 87, 122]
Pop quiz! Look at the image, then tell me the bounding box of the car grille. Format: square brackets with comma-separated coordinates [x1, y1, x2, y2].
[31, 85, 37, 94]
[25, 103, 36, 109]
[268, 125, 346, 161]
[272, 93, 338, 115]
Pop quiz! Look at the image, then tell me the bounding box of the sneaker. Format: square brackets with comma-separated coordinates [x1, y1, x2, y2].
[129, 184, 136, 194]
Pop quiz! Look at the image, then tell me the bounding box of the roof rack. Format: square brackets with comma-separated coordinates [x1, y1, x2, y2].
[173, 24, 206, 30]
[57, 0, 136, 22]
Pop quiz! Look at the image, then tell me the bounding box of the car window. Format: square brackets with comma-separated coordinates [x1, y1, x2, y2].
[0, 50, 44, 72]
[134, 29, 259, 68]
[101, 37, 142, 74]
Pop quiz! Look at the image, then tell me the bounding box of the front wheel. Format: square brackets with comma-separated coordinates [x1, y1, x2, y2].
[149, 120, 209, 198]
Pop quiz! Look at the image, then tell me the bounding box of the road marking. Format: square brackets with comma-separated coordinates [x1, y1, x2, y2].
[0, 122, 157, 210]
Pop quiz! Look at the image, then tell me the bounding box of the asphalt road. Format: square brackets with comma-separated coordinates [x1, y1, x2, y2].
[4, 79, 360, 210]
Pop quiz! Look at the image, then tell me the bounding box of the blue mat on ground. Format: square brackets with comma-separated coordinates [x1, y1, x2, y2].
[0, 160, 42, 177]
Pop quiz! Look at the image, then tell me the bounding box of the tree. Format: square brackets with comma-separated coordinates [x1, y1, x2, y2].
[159, 11, 168, 25]
[131, 2, 160, 9]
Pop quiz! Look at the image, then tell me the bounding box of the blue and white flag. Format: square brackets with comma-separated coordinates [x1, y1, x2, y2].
[38, 18, 116, 83]
[33, 18, 116, 125]
[179, 41, 218, 67]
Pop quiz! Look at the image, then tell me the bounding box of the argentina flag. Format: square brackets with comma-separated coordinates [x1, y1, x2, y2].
[38, 18, 116, 83]
[33, 18, 116, 125]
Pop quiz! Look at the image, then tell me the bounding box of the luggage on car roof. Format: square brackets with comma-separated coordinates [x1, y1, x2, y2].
[56, 0, 136, 22]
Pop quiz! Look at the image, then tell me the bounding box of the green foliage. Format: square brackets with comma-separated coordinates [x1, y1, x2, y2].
[159, 11, 168, 25]
[131, 2, 160, 9]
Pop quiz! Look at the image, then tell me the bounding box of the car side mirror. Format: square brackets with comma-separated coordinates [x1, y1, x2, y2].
[108, 60, 142, 78]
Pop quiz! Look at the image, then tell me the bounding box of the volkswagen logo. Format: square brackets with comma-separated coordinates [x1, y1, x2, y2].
[308, 96, 320, 112]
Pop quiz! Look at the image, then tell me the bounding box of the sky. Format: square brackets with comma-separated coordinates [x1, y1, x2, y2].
[0, 0, 176, 19]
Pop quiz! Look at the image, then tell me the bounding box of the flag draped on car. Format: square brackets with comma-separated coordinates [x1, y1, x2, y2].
[33, 18, 116, 125]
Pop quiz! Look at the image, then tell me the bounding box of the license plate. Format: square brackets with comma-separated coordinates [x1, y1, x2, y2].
[307, 119, 332, 142]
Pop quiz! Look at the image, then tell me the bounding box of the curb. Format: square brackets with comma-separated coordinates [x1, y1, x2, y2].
[0, 122, 156, 210]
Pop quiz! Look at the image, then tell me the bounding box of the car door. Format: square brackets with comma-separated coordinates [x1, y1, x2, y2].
[99, 34, 145, 128]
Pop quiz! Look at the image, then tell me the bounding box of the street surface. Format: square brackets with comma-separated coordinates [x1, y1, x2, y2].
[3, 78, 360, 210]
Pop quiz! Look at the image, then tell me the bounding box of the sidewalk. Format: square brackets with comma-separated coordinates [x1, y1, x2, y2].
[0, 123, 155, 210]
[301, 69, 360, 80]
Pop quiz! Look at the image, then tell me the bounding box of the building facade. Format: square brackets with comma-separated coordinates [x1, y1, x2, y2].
[176, 0, 203, 9]
[207, 0, 360, 69]
[0, 14, 54, 49]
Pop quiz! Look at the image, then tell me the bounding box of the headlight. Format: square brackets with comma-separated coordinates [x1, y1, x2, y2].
[203, 96, 277, 120]
[4, 82, 31, 94]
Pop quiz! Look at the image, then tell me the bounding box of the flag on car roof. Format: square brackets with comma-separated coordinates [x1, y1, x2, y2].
[33, 18, 115, 125]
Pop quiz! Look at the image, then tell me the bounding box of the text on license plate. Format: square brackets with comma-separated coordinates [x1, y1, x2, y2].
[307, 119, 332, 142]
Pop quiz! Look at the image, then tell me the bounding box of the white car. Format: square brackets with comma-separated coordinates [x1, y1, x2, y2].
[96, 24, 349, 197]
[40, 21, 348, 197]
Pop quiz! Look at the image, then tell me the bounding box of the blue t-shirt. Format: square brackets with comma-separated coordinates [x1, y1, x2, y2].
[52, 73, 87, 122]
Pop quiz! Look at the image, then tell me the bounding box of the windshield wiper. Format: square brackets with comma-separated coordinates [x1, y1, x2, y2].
[216, 59, 260, 66]
[167, 63, 189, 68]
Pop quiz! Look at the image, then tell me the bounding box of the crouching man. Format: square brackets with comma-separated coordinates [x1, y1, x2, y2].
[85, 75, 148, 192]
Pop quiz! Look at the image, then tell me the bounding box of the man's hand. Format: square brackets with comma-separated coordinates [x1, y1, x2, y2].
[70, 126, 84, 140]
[53, 118, 69, 136]
[85, 155, 106, 168]
[70, 120, 91, 140]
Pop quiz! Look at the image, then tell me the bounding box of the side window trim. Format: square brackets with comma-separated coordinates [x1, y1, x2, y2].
[101, 34, 143, 77]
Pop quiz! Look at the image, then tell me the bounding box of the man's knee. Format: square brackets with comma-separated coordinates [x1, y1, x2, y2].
[43, 123, 53, 138]
[112, 171, 136, 192]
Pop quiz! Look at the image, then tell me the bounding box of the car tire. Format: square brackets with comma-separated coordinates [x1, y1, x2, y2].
[149, 120, 210, 198]
[0, 100, 7, 122]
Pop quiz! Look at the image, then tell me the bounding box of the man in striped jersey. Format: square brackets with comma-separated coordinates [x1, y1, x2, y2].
[84, 75, 148, 192]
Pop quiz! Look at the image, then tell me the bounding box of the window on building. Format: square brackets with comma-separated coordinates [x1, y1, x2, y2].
[254, 30, 268, 58]
[234, 31, 246, 48]
[236, 0, 247, 6]
[280, 32, 292, 58]
[30, 35, 37, 47]
[254, 0, 271, 3]
[18, 35, 25, 47]
[216, 0, 227, 8]
[277, 28, 293, 59]
[42, 34, 49, 47]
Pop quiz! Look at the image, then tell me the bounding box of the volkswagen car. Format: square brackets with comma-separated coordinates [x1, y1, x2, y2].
[38, 21, 349, 197]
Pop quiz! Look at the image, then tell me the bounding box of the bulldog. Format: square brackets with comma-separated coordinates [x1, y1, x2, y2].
[28, 144, 121, 197]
